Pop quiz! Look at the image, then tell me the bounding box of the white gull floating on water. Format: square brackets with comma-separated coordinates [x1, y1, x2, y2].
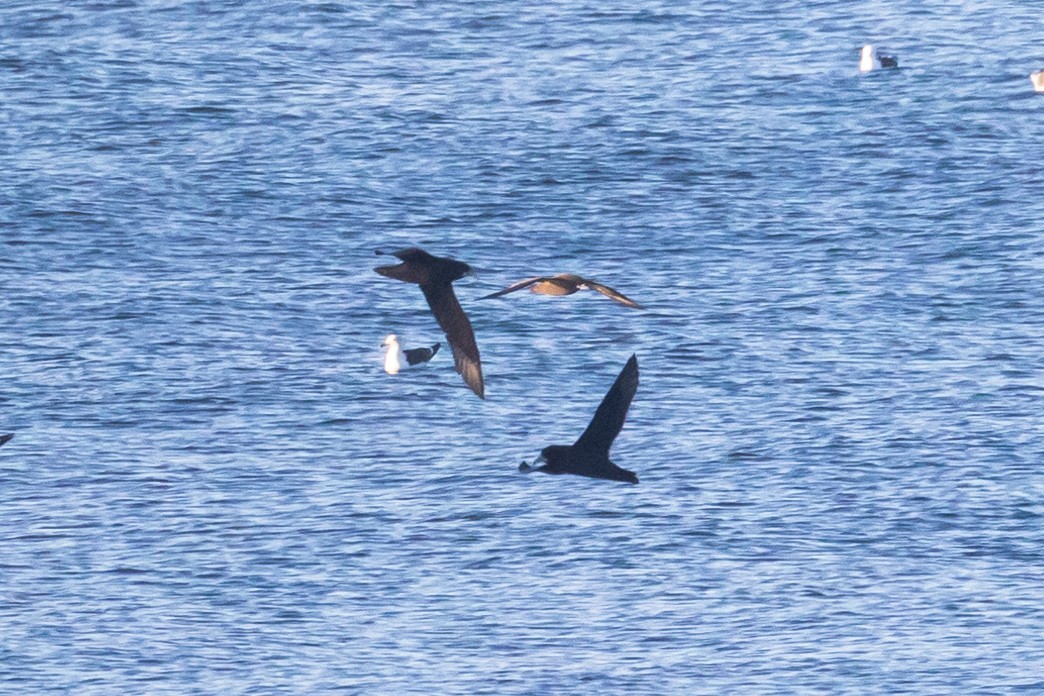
[382, 334, 440, 375]
[860, 44, 898, 72]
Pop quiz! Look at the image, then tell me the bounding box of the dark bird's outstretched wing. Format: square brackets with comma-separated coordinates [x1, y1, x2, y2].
[480, 276, 547, 300]
[403, 343, 440, 366]
[421, 284, 484, 398]
[0, 433, 13, 448]
[573, 354, 639, 453]
[584, 280, 644, 309]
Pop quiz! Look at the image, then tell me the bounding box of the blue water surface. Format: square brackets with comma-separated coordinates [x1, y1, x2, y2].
[2, 1, 1043, 693]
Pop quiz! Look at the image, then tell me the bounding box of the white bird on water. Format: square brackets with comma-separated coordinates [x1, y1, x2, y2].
[860, 44, 898, 72]
[382, 334, 440, 375]
[1032, 71, 1044, 92]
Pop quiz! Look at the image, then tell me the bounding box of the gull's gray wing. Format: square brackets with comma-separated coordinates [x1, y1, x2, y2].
[403, 343, 439, 366]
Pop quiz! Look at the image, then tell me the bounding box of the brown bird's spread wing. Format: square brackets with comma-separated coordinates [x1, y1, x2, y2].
[585, 280, 644, 309]
[480, 276, 547, 300]
[421, 283, 484, 398]
[573, 354, 639, 453]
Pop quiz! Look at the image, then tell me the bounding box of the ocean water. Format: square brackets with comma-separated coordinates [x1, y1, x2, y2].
[2, 1, 1043, 693]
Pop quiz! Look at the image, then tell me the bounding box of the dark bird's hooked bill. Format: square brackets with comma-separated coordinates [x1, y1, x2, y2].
[375, 247, 485, 398]
[482, 273, 643, 309]
[519, 354, 640, 483]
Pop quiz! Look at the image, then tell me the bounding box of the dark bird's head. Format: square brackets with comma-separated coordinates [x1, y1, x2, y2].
[375, 247, 472, 284]
[539, 445, 569, 465]
[519, 445, 569, 474]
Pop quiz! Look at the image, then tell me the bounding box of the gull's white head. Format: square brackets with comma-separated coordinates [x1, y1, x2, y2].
[383, 334, 401, 374]
[1032, 71, 1044, 92]
[860, 45, 875, 73]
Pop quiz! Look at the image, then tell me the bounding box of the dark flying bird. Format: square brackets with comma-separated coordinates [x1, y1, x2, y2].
[375, 247, 484, 398]
[519, 354, 640, 484]
[382, 334, 440, 374]
[481, 273, 644, 309]
[0, 433, 13, 448]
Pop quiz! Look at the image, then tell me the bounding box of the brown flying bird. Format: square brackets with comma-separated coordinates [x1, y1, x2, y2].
[481, 273, 643, 309]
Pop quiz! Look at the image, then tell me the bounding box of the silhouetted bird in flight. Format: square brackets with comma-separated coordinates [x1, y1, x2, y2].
[382, 334, 440, 374]
[375, 247, 484, 398]
[482, 273, 643, 309]
[520, 354, 640, 483]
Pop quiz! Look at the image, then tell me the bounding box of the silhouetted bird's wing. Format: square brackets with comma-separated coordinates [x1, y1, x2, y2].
[0, 433, 13, 448]
[584, 280, 644, 309]
[573, 354, 639, 453]
[480, 276, 547, 300]
[421, 284, 484, 398]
